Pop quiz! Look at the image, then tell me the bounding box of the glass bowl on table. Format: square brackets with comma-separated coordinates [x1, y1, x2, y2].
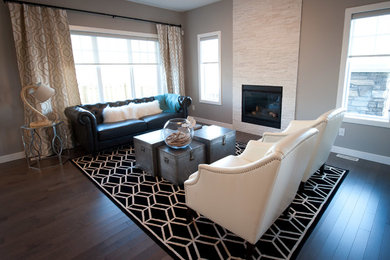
[162, 118, 194, 149]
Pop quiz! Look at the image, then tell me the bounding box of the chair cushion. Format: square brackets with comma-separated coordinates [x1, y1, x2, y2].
[142, 112, 182, 130]
[97, 120, 147, 141]
[211, 155, 251, 167]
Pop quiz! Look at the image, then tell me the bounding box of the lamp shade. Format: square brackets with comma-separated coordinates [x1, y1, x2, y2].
[32, 84, 55, 102]
[20, 84, 56, 128]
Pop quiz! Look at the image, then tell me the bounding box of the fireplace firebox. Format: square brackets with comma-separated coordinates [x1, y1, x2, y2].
[242, 85, 282, 129]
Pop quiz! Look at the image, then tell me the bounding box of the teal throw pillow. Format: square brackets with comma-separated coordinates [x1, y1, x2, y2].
[165, 94, 180, 112]
[154, 94, 169, 111]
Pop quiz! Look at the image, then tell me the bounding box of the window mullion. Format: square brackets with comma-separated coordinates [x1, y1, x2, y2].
[91, 37, 105, 102]
[127, 40, 136, 99]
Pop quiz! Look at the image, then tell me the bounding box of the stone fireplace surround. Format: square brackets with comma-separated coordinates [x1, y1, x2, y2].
[232, 0, 302, 135]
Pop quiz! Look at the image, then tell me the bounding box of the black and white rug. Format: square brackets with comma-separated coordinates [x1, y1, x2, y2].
[72, 143, 348, 259]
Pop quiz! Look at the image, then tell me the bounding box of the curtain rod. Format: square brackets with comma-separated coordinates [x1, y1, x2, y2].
[3, 0, 182, 28]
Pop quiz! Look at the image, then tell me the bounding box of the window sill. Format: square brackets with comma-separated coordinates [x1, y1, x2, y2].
[343, 115, 390, 128]
[199, 99, 222, 105]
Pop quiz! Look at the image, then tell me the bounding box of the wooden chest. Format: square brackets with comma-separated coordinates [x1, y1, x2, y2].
[193, 125, 236, 164]
[158, 141, 205, 185]
[134, 130, 165, 177]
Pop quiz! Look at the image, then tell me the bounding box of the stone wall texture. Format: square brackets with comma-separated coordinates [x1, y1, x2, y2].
[232, 0, 302, 135]
[348, 72, 389, 117]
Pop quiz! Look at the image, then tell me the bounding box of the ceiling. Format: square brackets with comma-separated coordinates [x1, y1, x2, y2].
[126, 0, 221, 12]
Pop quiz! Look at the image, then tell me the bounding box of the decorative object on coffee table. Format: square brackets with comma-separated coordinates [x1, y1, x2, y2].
[193, 125, 236, 164]
[158, 140, 205, 185]
[162, 118, 194, 149]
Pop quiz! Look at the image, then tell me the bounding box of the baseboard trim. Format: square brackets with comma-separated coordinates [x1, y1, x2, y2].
[0, 151, 25, 164]
[331, 146, 390, 165]
[193, 117, 233, 129]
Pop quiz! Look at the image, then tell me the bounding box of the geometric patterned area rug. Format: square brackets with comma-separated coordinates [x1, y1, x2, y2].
[72, 143, 348, 260]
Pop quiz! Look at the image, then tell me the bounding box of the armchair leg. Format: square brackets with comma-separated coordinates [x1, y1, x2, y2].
[245, 242, 255, 259]
[186, 207, 196, 223]
[320, 164, 325, 175]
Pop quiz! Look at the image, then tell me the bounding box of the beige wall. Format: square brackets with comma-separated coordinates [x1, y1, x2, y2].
[0, 2, 24, 156]
[297, 0, 390, 157]
[183, 0, 233, 124]
[0, 0, 183, 158]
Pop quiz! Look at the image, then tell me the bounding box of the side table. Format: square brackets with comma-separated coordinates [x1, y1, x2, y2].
[158, 141, 205, 185]
[20, 121, 67, 170]
[193, 125, 236, 164]
[134, 129, 165, 177]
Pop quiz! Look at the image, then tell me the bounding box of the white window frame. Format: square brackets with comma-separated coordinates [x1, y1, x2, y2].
[337, 2, 390, 128]
[69, 25, 163, 104]
[198, 31, 222, 105]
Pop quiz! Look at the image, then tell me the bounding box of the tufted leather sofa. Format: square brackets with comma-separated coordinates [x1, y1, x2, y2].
[65, 94, 192, 154]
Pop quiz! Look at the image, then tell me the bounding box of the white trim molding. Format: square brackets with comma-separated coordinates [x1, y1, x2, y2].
[193, 117, 233, 129]
[331, 145, 390, 165]
[69, 25, 158, 38]
[0, 151, 25, 164]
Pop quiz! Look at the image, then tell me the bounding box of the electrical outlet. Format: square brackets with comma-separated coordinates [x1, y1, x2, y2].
[192, 105, 195, 111]
[339, 128, 345, 136]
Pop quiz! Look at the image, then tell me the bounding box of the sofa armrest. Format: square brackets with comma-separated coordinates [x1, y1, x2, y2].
[178, 96, 192, 117]
[64, 106, 98, 153]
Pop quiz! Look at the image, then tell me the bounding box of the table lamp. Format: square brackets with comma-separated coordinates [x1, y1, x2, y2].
[20, 83, 55, 128]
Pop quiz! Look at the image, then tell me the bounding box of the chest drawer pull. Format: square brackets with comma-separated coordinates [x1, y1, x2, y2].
[164, 157, 169, 164]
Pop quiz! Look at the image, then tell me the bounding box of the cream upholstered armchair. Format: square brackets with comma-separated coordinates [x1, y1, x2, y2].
[261, 108, 345, 183]
[184, 127, 319, 256]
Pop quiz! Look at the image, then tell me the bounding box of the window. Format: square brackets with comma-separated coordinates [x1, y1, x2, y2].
[70, 27, 164, 104]
[337, 3, 390, 127]
[198, 31, 221, 105]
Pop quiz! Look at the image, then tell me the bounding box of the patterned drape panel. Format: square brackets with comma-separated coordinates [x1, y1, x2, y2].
[156, 24, 185, 95]
[7, 3, 81, 155]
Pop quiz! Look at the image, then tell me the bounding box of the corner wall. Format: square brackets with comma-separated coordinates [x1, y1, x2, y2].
[184, 0, 233, 124]
[297, 0, 390, 157]
[0, 2, 24, 156]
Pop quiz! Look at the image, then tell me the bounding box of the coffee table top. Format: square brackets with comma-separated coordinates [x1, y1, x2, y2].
[194, 125, 236, 141]
[133, 129, 164, 145]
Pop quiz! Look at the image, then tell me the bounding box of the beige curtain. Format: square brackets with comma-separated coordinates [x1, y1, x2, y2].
[156, 24, 185, 95]
[7, 3, 81, 155]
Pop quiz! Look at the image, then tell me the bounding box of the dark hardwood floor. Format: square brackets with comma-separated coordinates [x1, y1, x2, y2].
[0, 135, 389, 259]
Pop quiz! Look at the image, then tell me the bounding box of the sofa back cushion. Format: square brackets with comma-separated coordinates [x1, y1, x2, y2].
[102, 105, 127, 123]
[102, 100, 163, 123]
[132, 100, 162, 118]
[81, 97, 156, 124]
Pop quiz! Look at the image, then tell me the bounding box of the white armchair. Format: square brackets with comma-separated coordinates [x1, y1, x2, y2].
[261, 108, 345, 182]
[184, 127, 319, 255]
